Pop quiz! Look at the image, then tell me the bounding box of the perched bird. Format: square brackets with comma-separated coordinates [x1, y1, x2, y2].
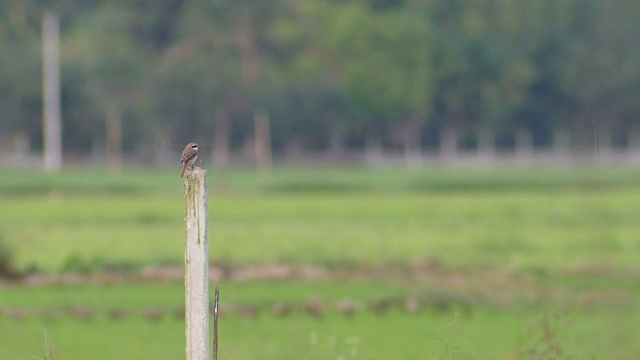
[180, 142, 199, 178]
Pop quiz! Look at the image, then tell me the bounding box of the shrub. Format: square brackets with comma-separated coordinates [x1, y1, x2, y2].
[0, 234, 19, 279]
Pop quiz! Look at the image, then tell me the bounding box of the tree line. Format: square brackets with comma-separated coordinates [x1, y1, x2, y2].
[1, 0, 639, 165]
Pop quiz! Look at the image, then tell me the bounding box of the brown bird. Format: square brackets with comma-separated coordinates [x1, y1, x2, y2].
[180, 142, 199, 178]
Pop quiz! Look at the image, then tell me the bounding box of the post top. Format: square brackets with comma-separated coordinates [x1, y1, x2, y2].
[184, 167, 207, 179]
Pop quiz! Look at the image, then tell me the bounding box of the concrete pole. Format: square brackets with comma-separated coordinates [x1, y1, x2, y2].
[42, 12, 62, 172]
[184, 168, 209, 360]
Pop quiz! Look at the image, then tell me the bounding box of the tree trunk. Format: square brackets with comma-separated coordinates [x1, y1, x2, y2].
[284, 136, 304, 163]
[515, 128, 533, 163]
[105, 107, 123, 174]
[403, 121, 422, 165]
[440, 127, 458, 160]
[242, 138, 254, 164]
[10, 132, 31, 166]
[595, 122, 613, 158]
[212, 109, 230, 168]
[153, 132, 172, 166]
[553, 128, 571, 155]
[572, 108, 595, 154]
[628, 126, 640, 153]
[237, 11, 259, 84]
[478, 128, 495, 159]
[254, 109, 272, 175]
[328, 123, 345, 161]
[365, 133, 384, 165]
[91, 138, 105, 164]
[11, 132, 30, 157]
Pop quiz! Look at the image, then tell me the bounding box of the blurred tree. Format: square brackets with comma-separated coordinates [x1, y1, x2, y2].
[0, 1, 42, 151]
[427, 0, 534, 156]
[1, 0, 640, 162]
[268, 1, 351, 157]
[510, 0, 575, 150]
[558, 0, 640, 153]
[64, 3, 146, 170]
[154, 0, 240, 165]
[155, 0, 289, 165]
[303, 1, 434, 160]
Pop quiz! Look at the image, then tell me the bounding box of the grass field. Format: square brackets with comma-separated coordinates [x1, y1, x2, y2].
[1, 166, 640, 359]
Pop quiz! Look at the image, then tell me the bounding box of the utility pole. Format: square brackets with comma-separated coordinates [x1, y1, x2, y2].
[42, 12, 62, 172]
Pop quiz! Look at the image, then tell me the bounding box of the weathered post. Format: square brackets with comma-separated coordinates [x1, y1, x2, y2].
[184, 168, 209, 360]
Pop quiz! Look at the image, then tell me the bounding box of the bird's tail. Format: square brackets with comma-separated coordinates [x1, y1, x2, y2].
[180, 163, 188, 178]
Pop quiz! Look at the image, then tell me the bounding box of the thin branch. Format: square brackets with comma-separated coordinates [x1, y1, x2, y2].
[213, 279, 220, 360]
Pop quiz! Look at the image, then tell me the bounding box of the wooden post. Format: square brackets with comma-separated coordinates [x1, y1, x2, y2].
[184, 168, 209, 360]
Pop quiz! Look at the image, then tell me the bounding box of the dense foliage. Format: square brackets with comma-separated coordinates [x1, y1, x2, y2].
[1, 0, 639, 159]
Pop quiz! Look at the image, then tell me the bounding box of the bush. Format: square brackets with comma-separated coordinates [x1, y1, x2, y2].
[0, 234, 19, 279]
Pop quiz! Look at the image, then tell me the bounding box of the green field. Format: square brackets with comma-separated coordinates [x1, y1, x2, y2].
[1, 166, 640, 359]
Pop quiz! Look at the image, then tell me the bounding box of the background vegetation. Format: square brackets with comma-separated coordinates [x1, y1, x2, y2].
[2, 0, 640, 161]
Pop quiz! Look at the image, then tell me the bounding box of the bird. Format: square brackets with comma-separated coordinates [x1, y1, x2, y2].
[180, 142, 199, 178]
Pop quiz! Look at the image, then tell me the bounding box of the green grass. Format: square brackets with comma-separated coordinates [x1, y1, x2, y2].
[3, 187, 640, 271]
[3, 165, 640, 196]
[2, 166, 640, 359]
[1, 281, 639, 359]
